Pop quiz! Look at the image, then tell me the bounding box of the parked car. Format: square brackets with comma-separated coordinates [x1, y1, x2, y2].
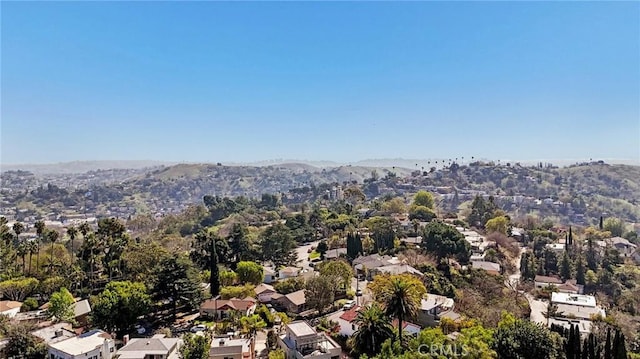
[190, 324, 207, 333]
[356, 289, 363, 297]
[343, 300, 356, 310]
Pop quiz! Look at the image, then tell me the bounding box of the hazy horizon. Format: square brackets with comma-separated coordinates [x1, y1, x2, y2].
[2, 2, 639, 164]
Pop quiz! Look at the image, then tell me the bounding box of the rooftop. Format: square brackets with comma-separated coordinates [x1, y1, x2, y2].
[254, 283, 275, 295]
[0, 300, 22, 312]
[48, 330, 111, 356]
[470, 261, 501, 272]
[339, 306, 361, 323]
[285, 290, 306, 306]
[421, 294, 454, 311]
[551, 293, 596, 308]
[375, 264, 422, 276]
[287, 321, 317, 337]
[210, 337, 251, 355]
[116, 336, 182, 359]
[535, 275, 563, 284]
[31, 323, 76, 344]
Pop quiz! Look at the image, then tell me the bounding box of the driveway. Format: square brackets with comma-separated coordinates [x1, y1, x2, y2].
[295, 240, 320, 271]
[527, 294, 548, 324]
[255, 330, 268, 358]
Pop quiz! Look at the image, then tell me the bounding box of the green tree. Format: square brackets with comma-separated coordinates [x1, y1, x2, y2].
[365, 217, 397, 252]
[219, 270, 237, 287]
[467, 195, 497, 228]
[0, 277, 39, 301]
[261, 223, 297, 267]
[180, 332, 211, 359]
[346, 233, 362, 260]
[273, 278, 305, 295]
[318, 259, 353, 293]
[48, 287, 75, 323]
[305, 276, 335, 314]
[316, 239, 328, 259]
[240, 314, 267, 335]
[408, 205, 436, 222]
[575, 256, 586, 285]
[268, 349, 286, 359]
[485, 216, 510, 235]
[369, 273, 426, 345]
[560, 251, 572, 281]
[228, 223, 251, 264]
[422, 221, 471, 263]
[91, 281, 151, 335]
[348, 303, 394, 357]
[236, 261, 264, 285]
[210, 236, 220, 297]
[413, 191, 435, 209]
[493, 316, 561, 359]
[381, 197, 406, 214]
[155, 254, 203, 320]
[603, 218, 626, 237]
[4, 322, 47, 359]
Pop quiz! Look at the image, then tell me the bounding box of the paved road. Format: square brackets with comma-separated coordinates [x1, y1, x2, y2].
[527, 294, 548, 324]
[294, 240, 320, 271]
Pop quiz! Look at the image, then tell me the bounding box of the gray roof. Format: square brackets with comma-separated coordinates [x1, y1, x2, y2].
[470, 261, 501, 272]
[287, 321, 316, 337]
[324, 248, 347, 259]
[73, 299, 91, 317]
[31, 323, 76, 344]
[117, 337, 182, 356]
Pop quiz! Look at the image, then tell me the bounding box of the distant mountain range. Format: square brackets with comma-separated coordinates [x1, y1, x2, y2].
[1, 158, 638, 174]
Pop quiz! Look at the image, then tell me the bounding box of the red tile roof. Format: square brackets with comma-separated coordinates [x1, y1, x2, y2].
[339, 306, 361, 322]
[201, 298, 255, 311]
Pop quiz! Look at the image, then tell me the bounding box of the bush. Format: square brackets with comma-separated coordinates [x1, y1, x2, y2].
[220, 284, 255, 299]
[21, 297, 39, 312]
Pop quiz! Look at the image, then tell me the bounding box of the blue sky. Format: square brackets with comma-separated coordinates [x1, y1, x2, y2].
[2, 2, 639, 164]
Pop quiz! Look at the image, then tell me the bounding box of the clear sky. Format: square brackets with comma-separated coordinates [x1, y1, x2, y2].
[2, 2, 639, 164]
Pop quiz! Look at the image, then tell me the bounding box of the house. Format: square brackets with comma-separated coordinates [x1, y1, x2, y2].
[114, 334, 182, 359]
[391, 319, 421, 337]
[31, 323, 76, 345]
[278, 321, 341, 359]
[272, 290, 306, 314]
[324, 248, 347, 260]
[263, 267, 277, 284]
[400, 236, 422, 246]
[254, 284, 277, 303]
[73, 299, 92, 326]
[557, 280, 584, 295]
[279, 267, 301, 280]
[470, 261, 501, 275]
[417, 294, 456, 327]
[606, 237, 638, 257]
[545, 243, 566, 254]
[547, 318, 592, 338]
[48, 329, 115, 359]
[209, 336, 254, 359]
[551, 293, 596, 308]
[200, 298, 257, 320]
[372, 264, 422, 277]
[535, 275, 563, 290]
[353, 254, 393, 279]
[0, 300, 22, 318]
[337, 306, 361, 336]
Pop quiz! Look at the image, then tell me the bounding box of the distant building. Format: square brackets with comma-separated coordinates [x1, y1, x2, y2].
[470, 261, 501, 275]
[114, 334, 182, 359]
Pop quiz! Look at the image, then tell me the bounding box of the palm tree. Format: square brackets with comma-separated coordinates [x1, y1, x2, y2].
[376, 275, 424, 345]
[34, 220, 46, 274]
[17, 241, 28, 274]
[47, 230, 59, 272]
[27, 240, 37, 274]
[348, 303, 393, 357]
[12, 222, 24, 243]
[66, 226, 78, 262]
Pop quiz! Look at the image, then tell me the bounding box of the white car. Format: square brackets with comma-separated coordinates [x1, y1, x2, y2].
[190, 324, 207, 333]
[343, 300, 356, 310]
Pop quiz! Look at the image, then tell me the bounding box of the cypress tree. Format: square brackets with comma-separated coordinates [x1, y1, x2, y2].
[210, 236, 220, 297]
[599, 216, 604, 230]
[604, 327, 612, 359]
[581, 339, 589, 359]
[576, 256, 586, 285]
[574, 325, 581, 359]
[560, 251, 572, 281]
[568, 226, 573, 246]
[613, 330, 627, 359]
[588, 333, 596, 359]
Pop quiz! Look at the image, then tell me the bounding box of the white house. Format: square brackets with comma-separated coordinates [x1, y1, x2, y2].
[278, 267, 301, 280]
[0, 301, 22, 318]
[534, 275, 563, 290]
[48, 329, 115, 359]
[338, 306, 361, 336]
[209, 336, 254, 359]
[263, 267, 277, 284]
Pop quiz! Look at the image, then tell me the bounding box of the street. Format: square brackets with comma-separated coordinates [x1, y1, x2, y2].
[294, 240, 320, 271]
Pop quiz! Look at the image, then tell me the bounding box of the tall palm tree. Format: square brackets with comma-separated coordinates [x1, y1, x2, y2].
[47, 230, 59, 272]
[376, 275, 424, 345]
[66, 226, 78, 262]
[34, 220, 46, 274]
[12, 222, 24, 244]
[17, 241, 28, 274]
[27, 240, 37, 274]
[348, 303, 393, 357]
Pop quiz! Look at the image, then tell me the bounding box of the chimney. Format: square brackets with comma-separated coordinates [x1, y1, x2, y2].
[54, 330, 63, 337]
[123, 334, 130, 345]
[219, 339, 225, 346]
